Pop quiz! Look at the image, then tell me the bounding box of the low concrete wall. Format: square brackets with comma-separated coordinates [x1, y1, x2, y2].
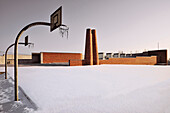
[0, 55, 32, 64]
[69, 56, 157, 66]
[19, 53, 40, 64]
[99, 56, 157, 65]
[69, 60, 84, 66]
[70, 59, 96, 66]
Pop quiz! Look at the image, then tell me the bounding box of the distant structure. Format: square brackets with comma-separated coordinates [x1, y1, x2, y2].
[84, 29, 93, 65]
[98, 52, 105, 60]
[99, 50, 167, 65]
[92, 29, 99, 65]
[0, 54, 31, 65]
[1, 28, 168, 66]
[84, 29, 99, 65]
[18, 52, 82, 65]
[106, 53, 113, 59]
[69, 28, 99, 66]
[69, 28, 168, 66]
[132, 50, 167, 65]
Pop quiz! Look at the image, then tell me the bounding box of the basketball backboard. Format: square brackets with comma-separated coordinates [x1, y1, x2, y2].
[50, 6, 62, 32]
[25, 35, 28, 46]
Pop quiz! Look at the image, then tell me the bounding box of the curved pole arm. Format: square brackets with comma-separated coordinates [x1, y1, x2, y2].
[5, 42, 33, 79]
[5, 44, 14, 79]
[14, 22, 51, 55]
[14, 22, 51, 101]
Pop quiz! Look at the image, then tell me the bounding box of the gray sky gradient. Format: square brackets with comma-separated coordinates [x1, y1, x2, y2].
[0, 0, 170, 58]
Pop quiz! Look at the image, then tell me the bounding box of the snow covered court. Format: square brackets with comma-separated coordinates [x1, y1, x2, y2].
[1, 65, 170, 113]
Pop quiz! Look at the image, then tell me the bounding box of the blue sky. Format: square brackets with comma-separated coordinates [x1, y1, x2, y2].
[0, 0, 170, 58]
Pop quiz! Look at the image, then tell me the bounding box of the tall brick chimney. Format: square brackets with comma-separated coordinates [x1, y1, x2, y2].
[92, 29, 99, 65]
[84, 29, 93, 65]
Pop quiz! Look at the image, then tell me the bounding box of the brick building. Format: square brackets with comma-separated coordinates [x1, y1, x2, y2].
[148, 50, 167, 64]
[69, 28, 168, 66]
[0, 54, 31, 65]
[18, 28, 168, 66]
[19, 52, 82, 65]
[41, 52, 82, 64]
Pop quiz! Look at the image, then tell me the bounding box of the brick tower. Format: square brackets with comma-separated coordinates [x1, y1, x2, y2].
[84, 29, 93, 65]
[92, 29, 99, 65]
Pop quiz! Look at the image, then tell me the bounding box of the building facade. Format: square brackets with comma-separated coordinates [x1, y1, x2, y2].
[0, 54, 32, 65]
[69, 28, 168, 66]
[2, 28, 167, 66]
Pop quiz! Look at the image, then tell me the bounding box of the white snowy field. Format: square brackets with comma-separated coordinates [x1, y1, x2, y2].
[0, 65, 170, 113]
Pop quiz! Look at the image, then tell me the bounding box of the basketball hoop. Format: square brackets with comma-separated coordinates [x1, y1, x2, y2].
[59, 24, 69, 39]
[28, 43, 34, 49]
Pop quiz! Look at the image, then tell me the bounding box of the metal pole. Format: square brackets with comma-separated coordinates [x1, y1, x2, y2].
[14, 22, 51, 101]
[5, 43, 32, 79]
[5, 44, 14, 79]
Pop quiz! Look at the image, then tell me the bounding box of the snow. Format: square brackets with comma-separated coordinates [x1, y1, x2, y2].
[0, 78, 13, 104]
[1, 65, 170, 113]
[0, 105, 3, 112]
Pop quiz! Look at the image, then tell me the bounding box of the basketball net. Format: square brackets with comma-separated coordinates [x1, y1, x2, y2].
[59, 25, 69, 39]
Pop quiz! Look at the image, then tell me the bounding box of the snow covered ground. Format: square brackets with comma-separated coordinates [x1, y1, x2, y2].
[0, 65, 170, 113]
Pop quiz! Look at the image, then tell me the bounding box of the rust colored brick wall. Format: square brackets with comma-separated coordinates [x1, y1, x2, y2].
[69, 60, 87, 66]
[92, 29, 99, 65]
[69, 60, 83, 66]
[99, 56, 157, 65]
[42, 52, 82, 64]
[135, 56, 157, 65]
[84, 29, 93, 65]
